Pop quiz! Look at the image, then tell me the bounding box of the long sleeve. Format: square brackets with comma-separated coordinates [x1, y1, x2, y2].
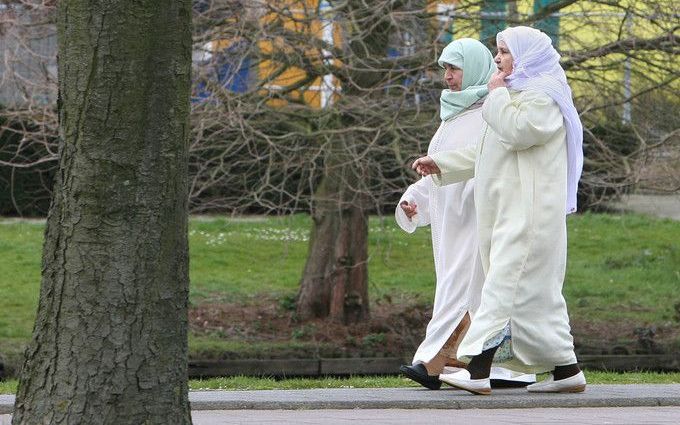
[429, 144, 477, 187]
[395, 177, 431, 233]
[482, 88, 564, 151]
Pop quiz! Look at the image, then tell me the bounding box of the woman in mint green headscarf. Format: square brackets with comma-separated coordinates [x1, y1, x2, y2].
[396, 38, 535, 390]
[438, 38, 495, 121]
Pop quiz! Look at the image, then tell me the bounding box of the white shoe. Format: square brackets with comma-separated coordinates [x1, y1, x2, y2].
[526, 371, 586, 393]
[490, 367, 536, 384]
[439, 369, 491, 395]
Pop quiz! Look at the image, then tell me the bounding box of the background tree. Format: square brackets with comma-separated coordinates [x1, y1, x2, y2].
[295, 1, 400, 323]
[11, 1, 193, 424]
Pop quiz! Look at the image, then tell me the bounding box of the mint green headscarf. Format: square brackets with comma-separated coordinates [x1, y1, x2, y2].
[438, 38, 495, 121]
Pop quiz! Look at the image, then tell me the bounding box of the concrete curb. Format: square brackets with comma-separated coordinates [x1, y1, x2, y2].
[2, 385, 680, 413]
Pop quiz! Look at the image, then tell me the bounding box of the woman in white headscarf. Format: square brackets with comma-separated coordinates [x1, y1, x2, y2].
[412, 26, 585, 395]
[397, 38, 534, 390]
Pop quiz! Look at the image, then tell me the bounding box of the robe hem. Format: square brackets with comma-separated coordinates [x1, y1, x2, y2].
[411, 308, 470, 365]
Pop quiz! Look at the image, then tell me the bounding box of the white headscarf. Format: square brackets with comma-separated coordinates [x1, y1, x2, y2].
[497, 26, 583, 214]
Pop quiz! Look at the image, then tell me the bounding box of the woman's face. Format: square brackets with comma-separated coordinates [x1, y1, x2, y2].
[494, 40, 514, 74]
[443, 64, 463, 91]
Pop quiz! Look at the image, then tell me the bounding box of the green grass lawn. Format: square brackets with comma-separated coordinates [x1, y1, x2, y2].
[1, 213, 679, 372]
[188, 212, 680, 323]
[188, 371, 680, 390]
[565, 214, 680, 323]
[186, 214, 437, 303]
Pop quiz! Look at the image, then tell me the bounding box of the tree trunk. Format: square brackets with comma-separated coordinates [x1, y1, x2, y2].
[296, 2, 395, 324]
[297, 160, 370, 324]
[12, 1, 193, 424]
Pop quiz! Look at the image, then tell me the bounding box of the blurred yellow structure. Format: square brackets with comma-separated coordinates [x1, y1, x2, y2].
[196, 1, 458, 109]
[257, 0, 343, 108]
[196, 0, 675, 116]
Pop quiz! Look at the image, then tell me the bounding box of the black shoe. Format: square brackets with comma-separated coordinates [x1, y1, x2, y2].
[399, 363, 442, 390]
[490, 378, 534, 388]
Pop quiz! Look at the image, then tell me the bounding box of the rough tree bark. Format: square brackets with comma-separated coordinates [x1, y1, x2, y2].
[296, 151, 370, 323]
[12, 1, 193, 424]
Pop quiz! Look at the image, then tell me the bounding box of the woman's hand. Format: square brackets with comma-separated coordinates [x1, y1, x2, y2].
[412, 156, 441, 176]
[488, 70, 508, 91]
[400, 201, 418, 220]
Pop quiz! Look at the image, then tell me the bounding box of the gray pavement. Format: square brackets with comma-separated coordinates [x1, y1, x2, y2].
[190, 407, 680, 424]
[3, 407, 680, 424]
[2, 385, 680, 414]
[2, 386, 680, 424]
[185, 385, 680, 410]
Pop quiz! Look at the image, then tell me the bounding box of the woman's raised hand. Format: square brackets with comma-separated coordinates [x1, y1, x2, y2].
[488, 70, 508, 91]
[400, 201, 418, 220]
[412, 156, 441, 176]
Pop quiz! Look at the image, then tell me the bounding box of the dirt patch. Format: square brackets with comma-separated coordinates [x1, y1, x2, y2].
[188, 298, 431, 359]
[571, 316, 680, 355]
[189, 298, 680, 360]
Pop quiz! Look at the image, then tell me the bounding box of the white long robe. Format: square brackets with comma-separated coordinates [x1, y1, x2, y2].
[431, 87, 578, 373]
[395, 106, 486, 365]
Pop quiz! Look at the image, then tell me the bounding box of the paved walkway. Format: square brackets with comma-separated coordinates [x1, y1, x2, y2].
[182, 385, 680, 410]
[2, 406, 680, 424]
[11, 407, 675, 424]
[2, 385, 680, 416]
[2, 406, 680, 425]
[191, 407, 680, 424]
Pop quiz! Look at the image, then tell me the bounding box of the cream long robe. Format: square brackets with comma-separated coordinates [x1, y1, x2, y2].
[430, 87, 578, 373]
[395, 106, 486, 365]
